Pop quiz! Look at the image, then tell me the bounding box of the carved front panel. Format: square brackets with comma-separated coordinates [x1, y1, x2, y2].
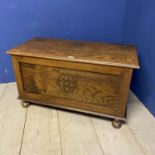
[20, 62, 122, 112]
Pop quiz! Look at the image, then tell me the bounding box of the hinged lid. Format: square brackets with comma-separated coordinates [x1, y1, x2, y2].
[7, 38, 139, 69]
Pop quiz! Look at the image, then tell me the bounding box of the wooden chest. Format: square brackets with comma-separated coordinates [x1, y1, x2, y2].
[7, 38, 139, 128]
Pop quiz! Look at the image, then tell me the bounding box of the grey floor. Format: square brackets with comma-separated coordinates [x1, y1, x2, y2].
[0, 83, 155, 155]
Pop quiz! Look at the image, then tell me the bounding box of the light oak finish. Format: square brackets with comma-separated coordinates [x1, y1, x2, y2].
[0, 83, 26, 155]
[58, 111, 103, 155]
[0, 83, 155, 155]
[91, 118, 145, 155]
[127, 92, 155, 155]
[0, 83, 6, 100]
[7, 38, 139, 127]
[20, 105, 61, 155]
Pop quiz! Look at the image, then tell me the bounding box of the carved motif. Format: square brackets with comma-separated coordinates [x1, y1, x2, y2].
[57, 75, 77, 93]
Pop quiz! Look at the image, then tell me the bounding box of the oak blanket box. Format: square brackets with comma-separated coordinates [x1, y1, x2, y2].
[7, 38, 139, 128]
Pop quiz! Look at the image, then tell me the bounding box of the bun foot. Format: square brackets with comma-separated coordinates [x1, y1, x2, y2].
[21, 101, 30, 108]
[112, 119, 122, 129]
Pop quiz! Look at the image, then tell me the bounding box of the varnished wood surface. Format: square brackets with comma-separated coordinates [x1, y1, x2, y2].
[0, 83, 155, 155]
[8, 38, 139, 125]
[11, 52, 133, 119]
[17, 60, 131, 117]
[16, 56, 124, 75]
[20, 62, 122, 116]
[7, 38, 139, 68]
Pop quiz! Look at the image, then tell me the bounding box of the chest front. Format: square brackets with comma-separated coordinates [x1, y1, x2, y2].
[7, 38, 139, 128]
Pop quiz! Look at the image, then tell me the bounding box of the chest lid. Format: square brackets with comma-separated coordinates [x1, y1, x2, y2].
[7, 38, 139, 69]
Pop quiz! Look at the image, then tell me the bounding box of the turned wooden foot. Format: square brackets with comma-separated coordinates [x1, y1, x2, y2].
[21, 101, 30, 108]
[112, 119, 122, 129]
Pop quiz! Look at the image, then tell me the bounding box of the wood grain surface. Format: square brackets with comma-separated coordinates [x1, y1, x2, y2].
[7, 38, 139, 125]
[7, 38, 139, 68]
[21, 62, 121, 106]
[17, 56, 124, 75]
[19, 62, 127, 117]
